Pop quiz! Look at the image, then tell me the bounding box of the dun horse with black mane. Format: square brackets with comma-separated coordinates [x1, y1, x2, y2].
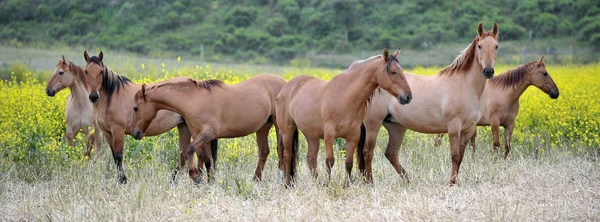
[83, 51, 215, 184]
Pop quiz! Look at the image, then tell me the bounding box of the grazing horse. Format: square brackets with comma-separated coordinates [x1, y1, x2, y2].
[277, 48, 412, 187]
[82, 51, 214, 184]
[434, 57, 559, 158]
[45, 55, 102, 157]
[131, 74, 286, 183]
[360, 23, 499, 184]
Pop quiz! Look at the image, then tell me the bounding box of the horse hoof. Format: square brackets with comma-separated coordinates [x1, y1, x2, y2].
[193, 177, 202, 185]
[119, 175, 128, 184]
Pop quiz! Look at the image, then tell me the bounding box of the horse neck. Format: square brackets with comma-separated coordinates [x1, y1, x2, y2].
[147, 85, 201, 114]
[68, 63, 90, 107]
[505, 72, 533, 103]
[335, 62, 379, 111]
[463, 58, 487, 98]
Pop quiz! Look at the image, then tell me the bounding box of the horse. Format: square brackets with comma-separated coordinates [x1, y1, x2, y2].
[433, 57, 559, 159]
[276, 48, 412, 187]
[45, 55, 102, 157]
[131, 74, 286, 184]
[360, 23, 499, 185]
[82, 51, 216, 184]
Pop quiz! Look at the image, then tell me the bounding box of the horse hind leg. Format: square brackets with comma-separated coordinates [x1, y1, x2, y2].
[306, 135, 320, 179]
[434, 134, 444, 147]
[254, 122, 273, 181]
[503, 122, 515, 160]
[173, 123, 192, 182]
[383, 123, 409, 181]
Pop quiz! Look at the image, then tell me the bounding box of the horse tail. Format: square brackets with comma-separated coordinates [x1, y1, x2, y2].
[210, 139, 219, 166]
[357, 124, 366, 174]
[291, 128, 299, 178]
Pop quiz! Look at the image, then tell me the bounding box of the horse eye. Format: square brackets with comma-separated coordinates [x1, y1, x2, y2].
[133, 106, 138, 112]
[543, 72, 548, 76]
[391, 71, 397, 75]
[84, 71, 88, 75]
[495, 45, 499, 49]
[59, 72, 64, 75]
[478, 45, 481, 49]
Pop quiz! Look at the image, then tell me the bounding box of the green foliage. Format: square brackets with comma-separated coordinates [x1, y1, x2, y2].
[0, 0, 597, 65]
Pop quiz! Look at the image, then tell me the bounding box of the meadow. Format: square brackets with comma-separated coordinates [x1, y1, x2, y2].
[0, 56, 599, 220]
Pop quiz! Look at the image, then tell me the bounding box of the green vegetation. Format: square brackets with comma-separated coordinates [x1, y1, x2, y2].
[1, 0, 599, 65]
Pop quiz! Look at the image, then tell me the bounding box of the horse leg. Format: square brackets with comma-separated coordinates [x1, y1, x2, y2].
[324, 130, 336, 180]
[434, 134, 444, 147]
[186, 130, 215, 184]
[344, 135, 360, 186]
[65, 125, 76, 147]
[490, 118, 501, 155]
[280, 126, 297, 187]
[470, 130, 477, 153]
[306, 135, 320, 179]
[383, 122, 409, 181]
[362, 123, 381, 183]
[447, 120, 462, 185]
[109, 128, 128, 184]
[82, 126, 94, 158]
[173, 123, 192, 182]
[91, 123, 103, 158]
[503, 122, 515, 160]
[254, 122, 272, 181]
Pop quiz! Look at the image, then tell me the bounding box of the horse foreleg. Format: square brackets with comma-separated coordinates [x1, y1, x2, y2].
[503, 122, 515, 160]
[343, 135, 359, 186]
[187, 130, 215, 184]
[470, 130, 477, 153]
[490, 118, 501, 155]
[109, 128, 128, 184]
[324, 131, 336, 181]
[173, 123, 192, 182]
[306, 135, 320, 179]
[254, 122, 272, 181]
[65, 125, 76, 147]
[447, 120, 463, 185]
[383, 122, 409, 181]
[434, 134, 444, 147]
[362, 123, 381, 183]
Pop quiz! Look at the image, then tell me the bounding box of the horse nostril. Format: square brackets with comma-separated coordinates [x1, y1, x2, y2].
[89, 94, 99, 103]
[406, 93, 412, 102]
[46, 88, 56, 97]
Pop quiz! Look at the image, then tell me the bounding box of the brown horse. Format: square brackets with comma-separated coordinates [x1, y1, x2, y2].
[132, 74, 286, 183]
[276, 48, 412, 186]
[360, 23, 499, 185]
[83, 51, 215, 184]
[45, 55, 102, 157]
[434, 57, 559, 158]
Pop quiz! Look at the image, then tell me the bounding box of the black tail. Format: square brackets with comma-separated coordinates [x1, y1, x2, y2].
[357, 124, 366, 174]
[210, 139, 218, 166]
[291, 129, 299, 178]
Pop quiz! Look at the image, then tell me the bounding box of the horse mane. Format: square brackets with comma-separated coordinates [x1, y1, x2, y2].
[89, 56, 132, 106]
[67, 61, 86, 82]
[150, 77, 224, 92]
[439, 31, 497, 76]
[488, 61, 537, 89]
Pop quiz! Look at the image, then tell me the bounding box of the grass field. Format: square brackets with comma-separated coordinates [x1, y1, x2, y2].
[0, 52, 599, 220]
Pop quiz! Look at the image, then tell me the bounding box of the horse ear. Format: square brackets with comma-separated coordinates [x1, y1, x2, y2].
[61, 55, 67, 65]
[539, 56, 545, 64]
[141, 84, 147, 101]
[99, 51, 104, 62]
[393, 48, 401, 58]
[492, 22, 499, 36]
[477, 23, 484, 36]
[84, 50, 90, 63]
[383, 48, 390, 62]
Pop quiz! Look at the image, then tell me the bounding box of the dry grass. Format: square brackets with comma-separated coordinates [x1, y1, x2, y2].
[1, 132, 598, 221]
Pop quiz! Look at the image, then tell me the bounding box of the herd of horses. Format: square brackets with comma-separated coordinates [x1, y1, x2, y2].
[44, 23, 560, 187]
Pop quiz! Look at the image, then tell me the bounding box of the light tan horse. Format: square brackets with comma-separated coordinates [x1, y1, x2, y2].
[45, 55, 102, 157]
[132, 74, 286, 183]
[434, 57, 559, 158]
[276, 48, 412, 186]
[360, 23, 499, 185]
[83, 51, 214, 184]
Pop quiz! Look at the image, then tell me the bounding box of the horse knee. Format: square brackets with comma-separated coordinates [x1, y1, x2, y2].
[451, 152, 462, 164]
[384, 150, 396, 161]
[344, 159, 353, 171]
[259, 147, 270, 159]
[325, 156, 335, 168]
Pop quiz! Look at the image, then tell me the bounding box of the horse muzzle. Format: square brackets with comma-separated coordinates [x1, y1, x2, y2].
[89, 93, 99, 103]
[398, 93, 412, 105]
[549, 90, 560, 99]
[483, 67, 494, 79]
[46, 88, 56, 97]
[132, 128, 145, 140]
